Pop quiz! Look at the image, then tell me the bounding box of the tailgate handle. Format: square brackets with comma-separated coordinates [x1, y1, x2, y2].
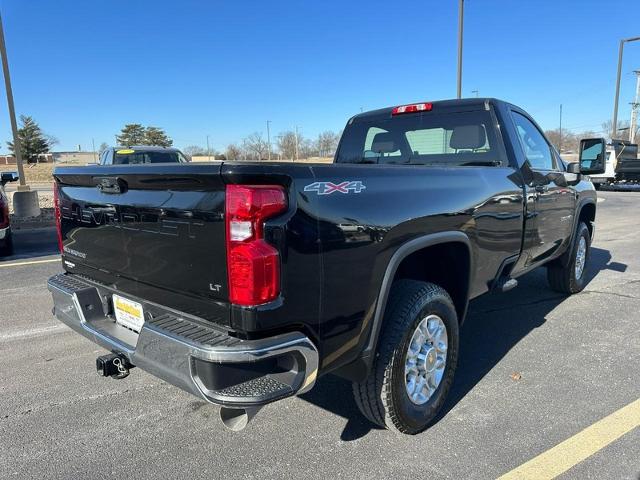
[95, 177, 127, 194]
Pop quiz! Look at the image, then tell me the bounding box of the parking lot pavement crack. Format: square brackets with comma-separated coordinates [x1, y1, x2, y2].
[2, 383, 169, 420]
[583, 290, 640, 300]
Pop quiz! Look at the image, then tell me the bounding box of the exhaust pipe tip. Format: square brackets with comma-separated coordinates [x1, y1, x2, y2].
[219, 406, 261, 432]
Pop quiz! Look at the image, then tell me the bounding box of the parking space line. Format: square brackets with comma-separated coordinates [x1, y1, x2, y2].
[0, 324, 68, 341]
[0, 258, 59, 268]
[498, 398, 640, 480]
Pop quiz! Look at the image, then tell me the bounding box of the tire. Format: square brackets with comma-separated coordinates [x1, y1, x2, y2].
[547, 222, 590, 294]
[0, 228, 13, 257]
[352, 280, 459, 434]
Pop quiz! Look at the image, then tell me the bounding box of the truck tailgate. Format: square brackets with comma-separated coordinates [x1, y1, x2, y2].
[54, 163, 230, 325]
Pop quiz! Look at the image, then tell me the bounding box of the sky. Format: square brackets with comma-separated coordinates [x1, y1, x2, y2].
[0, 0, 639, 153]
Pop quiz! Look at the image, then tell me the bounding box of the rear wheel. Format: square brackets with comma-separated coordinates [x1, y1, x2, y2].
[352, 280, 459, 434]
[0, 228, 13, 257]
[547, 222, 590, 294]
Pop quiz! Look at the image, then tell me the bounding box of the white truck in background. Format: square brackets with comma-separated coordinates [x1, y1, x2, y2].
[575, 140, 639, 190]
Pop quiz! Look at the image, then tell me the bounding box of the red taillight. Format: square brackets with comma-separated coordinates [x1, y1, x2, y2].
[391, 102, 433, 115]
[53, 182, 63, 252]
[0, 198, 8, 229]
[225, 185, 287, 306]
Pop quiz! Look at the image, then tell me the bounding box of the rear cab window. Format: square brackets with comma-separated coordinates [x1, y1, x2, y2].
[336, 105, 506, 167]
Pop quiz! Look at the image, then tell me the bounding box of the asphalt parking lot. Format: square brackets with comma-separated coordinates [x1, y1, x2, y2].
[1, 191, 638, 480]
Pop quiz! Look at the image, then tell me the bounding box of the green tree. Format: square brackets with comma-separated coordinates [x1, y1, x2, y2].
[116, 124, 146, 146]
[144, 126, 173, 147]
[6, 115, 55, 163]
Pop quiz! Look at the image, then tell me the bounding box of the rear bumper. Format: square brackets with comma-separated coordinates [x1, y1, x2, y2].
[48, 273, 318, 407]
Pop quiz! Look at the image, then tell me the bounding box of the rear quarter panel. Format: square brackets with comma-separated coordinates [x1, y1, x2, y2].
[307, 163, 525, 372]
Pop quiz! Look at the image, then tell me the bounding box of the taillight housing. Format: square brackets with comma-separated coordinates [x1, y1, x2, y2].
[225, 185, 287, 306]
[53, 182, 63, 252]
[0, 197, 9, 229]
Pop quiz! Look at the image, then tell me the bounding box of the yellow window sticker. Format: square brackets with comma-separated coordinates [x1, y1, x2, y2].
[116, 149, 135, 154]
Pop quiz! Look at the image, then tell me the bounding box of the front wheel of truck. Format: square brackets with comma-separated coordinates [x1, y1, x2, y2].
[352, 280, 459, 434]
[547, 221, 591, 294]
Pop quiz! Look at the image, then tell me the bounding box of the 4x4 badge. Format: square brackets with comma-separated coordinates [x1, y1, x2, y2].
[304, 181, 366, 195]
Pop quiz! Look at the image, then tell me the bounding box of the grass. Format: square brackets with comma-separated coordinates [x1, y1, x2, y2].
[1, 163, 58, 183]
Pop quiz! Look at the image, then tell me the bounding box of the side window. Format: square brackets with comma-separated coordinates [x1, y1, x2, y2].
[511, 112, 556, 170]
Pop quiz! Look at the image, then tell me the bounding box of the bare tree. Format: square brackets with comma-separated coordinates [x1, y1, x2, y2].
[183, 145, 207, 158]
[277, 131, 299, 160]
[225, 143, 244, 160]
[601, 120, 630, 141]
[316, 131, 340, 158]
[545, 129, 579, 153]
[299, 138, 316, 159]
[242, 132, 269, 160]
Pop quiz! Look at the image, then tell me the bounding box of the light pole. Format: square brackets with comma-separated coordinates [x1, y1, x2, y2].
[0, 11, 25, 189]
[0, 10, 40, 217]
[612, 36, 640, 139]
[630, 70, 640, 144]
[559, 104, 563, 153]
[456, 0, 464, 99]
[206, 135, 211, 161]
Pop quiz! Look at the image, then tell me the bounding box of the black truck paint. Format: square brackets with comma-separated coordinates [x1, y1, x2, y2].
[49, 99, 600, 433]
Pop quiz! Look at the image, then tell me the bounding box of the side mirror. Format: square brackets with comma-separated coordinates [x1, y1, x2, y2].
[0, 171, 19, 186]
[566, 162, 580, 174]
[578, 138, 606, 175]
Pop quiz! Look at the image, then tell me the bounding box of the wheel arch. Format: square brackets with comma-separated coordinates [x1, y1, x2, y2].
[578, 200, 596, 238]
[556, 198, 596, 269]
[362, 231, 473, 363]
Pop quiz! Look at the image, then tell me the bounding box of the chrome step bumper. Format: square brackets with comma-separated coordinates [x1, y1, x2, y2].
[48, 273, 318, 407]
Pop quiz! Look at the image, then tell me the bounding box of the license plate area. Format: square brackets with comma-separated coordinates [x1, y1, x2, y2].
[113, 294, 145, 334]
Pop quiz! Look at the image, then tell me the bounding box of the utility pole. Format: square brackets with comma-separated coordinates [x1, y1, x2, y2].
[612, 36, 640, 139]
[266, 120, 271, 161]
[206, 135, 211, 161]
[559, 104, 563, 153]
[456, 0, 464, 99]
[630, 71, 640, 144]
[92, 138, 97, 162]
[294, 126, 299, 162]
[0, 11, 26, 189]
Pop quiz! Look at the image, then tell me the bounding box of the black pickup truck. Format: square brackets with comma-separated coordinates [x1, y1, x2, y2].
[48, 98, 605, 434]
